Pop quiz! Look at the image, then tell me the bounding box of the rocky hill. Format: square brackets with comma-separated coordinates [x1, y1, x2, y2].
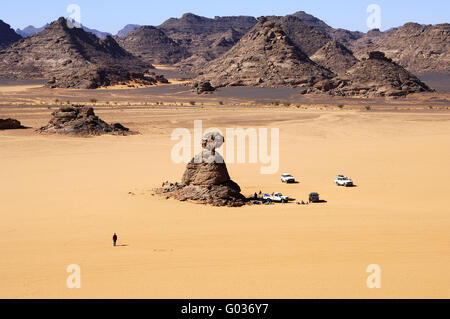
[0, 17, 151, 87]
[354, 23, 450, 74]
[160, 13, 257, 71]
[194, 18, 334, 88]
[313, 51, 432, 97]
[0, 20, 22, 50]
[310, 40, 358, 74]
[116, 26, 190, 64]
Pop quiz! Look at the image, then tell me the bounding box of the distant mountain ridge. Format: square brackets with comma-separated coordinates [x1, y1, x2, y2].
[16, 21, 111, 39]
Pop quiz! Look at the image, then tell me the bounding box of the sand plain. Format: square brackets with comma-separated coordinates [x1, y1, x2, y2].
[0, 84, 449, 299]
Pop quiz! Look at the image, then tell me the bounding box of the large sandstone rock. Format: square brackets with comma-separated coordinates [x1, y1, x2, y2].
[155, 132, 246, 207]
[0, 118, 24, 130]
[39, 105, 134, 136]
[194, 18, 334, 88]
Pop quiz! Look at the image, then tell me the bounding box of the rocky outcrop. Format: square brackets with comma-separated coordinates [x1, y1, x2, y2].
[155, 132, 247, 207]
[46, 65, 168, 89]
[194, 18, 334, 88]
[0, 17, 151, 82]
[313, 51, 432, 97]
[0, 20, 22, 50]
[193, 81, 216, 94]
[39, 105, 134, 136]
[0, 118, 25, 130]
[117, 26, 190, 64]
[351, 23, 450, 74]
[310, 40, 358, 74]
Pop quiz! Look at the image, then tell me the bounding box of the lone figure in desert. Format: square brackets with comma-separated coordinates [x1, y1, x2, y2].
[113, 233, 118, 247]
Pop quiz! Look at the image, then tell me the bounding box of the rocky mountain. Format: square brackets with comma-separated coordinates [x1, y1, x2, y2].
[0, 17, 152, 88]
[310, 40, 358, 74]
[194, 18, 334, 88]
[160, 13, 257, 70]
[353, 23, 450, 74]
[313, 51, 432, 97]
[16, 24, 49, 37]
[16, 21, 111, 39]
[0, 20, 22, 50]
[116, 24, 141, 37]
[116, 26, 190, 64]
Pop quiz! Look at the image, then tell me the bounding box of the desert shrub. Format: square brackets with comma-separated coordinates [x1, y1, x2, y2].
[338, 104, 345, 109]
[283, 102, 291, 107]
[365, 106, 371, 111]
[218, 101, 224, 105]
[189, 101, 196, 106]
[89, 98, 97, 104]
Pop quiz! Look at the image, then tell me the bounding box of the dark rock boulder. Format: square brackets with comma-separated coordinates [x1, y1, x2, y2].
[193, 81, 216, 94]
[0, 118, 25, 130]
[39, 105, 135, 136]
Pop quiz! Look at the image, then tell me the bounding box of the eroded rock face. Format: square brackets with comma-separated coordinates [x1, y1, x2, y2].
[0, 118, 24, 130]
[39, 105, 134, 136]
[155, 132, 246, 207]
[310, 40, 358, 74]
[312, 51, 432, 97]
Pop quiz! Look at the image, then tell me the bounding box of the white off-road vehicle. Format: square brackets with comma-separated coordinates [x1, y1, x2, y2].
[334, 175, 354, 187]
[263, 192, 289, 203]
[281, 173, 296, 183]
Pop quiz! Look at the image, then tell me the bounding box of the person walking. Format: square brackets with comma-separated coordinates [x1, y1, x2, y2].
[113, 233, 118, 247]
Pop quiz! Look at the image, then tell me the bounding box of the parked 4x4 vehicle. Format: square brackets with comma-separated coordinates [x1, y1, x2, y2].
[263, 192, 289, 203]
[281, 174, 296, 183]
[334, 175, 354, 187]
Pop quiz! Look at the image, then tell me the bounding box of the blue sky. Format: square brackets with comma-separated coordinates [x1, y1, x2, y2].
[2, 0, 449, 34]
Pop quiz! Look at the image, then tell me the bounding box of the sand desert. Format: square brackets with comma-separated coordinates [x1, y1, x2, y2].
[1, 82, 449, 299]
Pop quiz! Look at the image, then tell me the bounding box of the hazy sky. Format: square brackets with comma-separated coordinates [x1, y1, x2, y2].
[2, 0, 449, 34]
